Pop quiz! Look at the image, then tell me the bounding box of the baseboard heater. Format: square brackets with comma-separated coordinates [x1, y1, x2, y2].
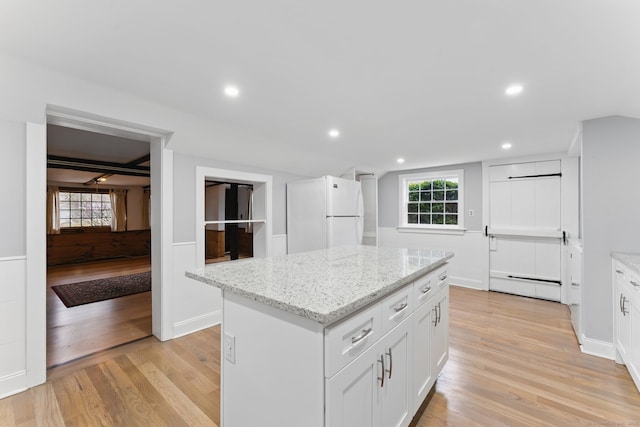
[507, 275, 562, 286]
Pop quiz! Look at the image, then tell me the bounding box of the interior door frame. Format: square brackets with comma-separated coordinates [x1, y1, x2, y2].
[25, 106, 174, 387]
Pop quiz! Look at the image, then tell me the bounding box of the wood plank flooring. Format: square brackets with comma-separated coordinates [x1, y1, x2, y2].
[3, 286, 639, 426]
[47, 257, 152, 367]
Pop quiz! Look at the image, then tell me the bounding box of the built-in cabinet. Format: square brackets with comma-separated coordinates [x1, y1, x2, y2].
[613, 257, 640, 393]
[325, 265, 449, 427]
[215, 257, 450, 427]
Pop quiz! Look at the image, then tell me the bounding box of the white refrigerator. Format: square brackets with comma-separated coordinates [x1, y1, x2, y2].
[287, 175, 364, 254]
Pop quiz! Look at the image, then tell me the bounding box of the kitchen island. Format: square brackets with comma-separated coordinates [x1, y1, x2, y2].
[187, 245, 453, 427]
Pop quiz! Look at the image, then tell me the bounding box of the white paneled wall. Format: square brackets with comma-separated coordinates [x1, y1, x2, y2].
[0, 257, 26, 398]
[378, 228, 485, 290]
[172, 242, 222, 338]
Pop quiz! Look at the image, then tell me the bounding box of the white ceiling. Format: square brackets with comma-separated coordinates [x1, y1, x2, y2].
[2, 1, 640, 176]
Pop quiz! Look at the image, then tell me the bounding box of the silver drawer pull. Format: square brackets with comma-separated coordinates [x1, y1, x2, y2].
[420, 285, 432, 295]
[631, 280, 640, 287]
[393, 302, 408, 313]
[616, 269, 624, 275]
[439, 274, 448, 281]
[386, 348, 393, 379]
[351, 327, 373, 345]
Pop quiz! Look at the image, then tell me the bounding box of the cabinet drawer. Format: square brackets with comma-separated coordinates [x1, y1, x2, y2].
[325, 303, 382, 378]
[414, 273, 435, 307]
[381, 285, 413, 334]
[615, 262, 640, 299]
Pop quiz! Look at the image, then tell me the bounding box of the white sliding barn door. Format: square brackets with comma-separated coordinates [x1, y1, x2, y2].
[487, 160, 563, 301]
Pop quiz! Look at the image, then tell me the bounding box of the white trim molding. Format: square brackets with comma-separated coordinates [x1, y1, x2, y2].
[580, 334, 615, 360]
[0, 370, 27, 400]
[173, 311, 222, 339]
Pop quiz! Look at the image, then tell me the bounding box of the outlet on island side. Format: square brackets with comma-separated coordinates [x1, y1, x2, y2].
[469, 209, 475, 217]
[224, 332, 236, 364]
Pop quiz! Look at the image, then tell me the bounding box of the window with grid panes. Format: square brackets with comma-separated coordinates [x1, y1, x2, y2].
[399, 170, 464, 229]
[59, 191, 112, 228]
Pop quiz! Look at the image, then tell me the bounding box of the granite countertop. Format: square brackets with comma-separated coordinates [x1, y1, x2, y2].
[186, 245, 453, 325]
[612, 252, 640, 275]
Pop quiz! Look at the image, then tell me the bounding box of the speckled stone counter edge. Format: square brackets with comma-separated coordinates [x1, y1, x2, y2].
[186, 252, 453, 325]
[612, 252, 640, 276]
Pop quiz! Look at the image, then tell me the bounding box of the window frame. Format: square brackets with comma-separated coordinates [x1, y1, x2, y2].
[58, 189, 113, 230]
[398, 169, 465, 231]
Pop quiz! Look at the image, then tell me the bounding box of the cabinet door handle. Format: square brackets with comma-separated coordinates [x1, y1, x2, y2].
[378, 355, 385, 388]
[433, 305, 439, 326]
[620, 293, 624, 313]
[616, 269, 624, 275]
[622, 296, 628, 316]
[393, 302, 408, 313]
[437, 302, 442, 324]
[351, 327, 373, 345]
[386, 348, 393, 379]
[631, 280, 640, 287]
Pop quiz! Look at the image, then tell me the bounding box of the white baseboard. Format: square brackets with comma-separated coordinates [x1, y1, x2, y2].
[0, 370, 26, 399]
[173, 310, 221, 339]
[580, 334, 615, 360]
[450, 276, 484, 290]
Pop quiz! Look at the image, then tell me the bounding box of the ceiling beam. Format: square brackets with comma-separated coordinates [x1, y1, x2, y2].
[47, 155, 150, 177]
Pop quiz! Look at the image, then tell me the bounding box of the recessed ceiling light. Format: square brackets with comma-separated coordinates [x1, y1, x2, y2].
[505, 84, 523, 96]
[502, 142, 512, 150]
[328, 129, 340, 139]
[397, 158, 405, 164]
[224, 85, 240, 98]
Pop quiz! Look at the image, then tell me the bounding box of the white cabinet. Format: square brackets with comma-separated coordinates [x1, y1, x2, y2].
[381, 319, 412, 427]
[612, 258, 640, 393]
[326, 339, 381, 427]
[412, 294, 435, 409]
[431, 287, 449, 375]
[326, 265, 448, 427]
[614, 268, 631, 361]
[326, 315, 412, 427]
[218, 262, 450, 427]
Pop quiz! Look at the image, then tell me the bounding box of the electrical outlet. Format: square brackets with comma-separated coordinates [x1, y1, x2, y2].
[469, 209, 475, 217]
[224, 332, 236, 364]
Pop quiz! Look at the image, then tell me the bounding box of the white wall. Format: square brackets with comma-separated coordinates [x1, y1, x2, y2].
[0, 53, 308, 398]
[379, 228, 485, 289]
[378, 162, 483, 231]
[377, 162, 485, 289]
[582, 116, 640, 350]
[0, 120, 26, 257]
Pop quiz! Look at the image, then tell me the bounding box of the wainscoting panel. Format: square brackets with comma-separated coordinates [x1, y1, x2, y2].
[0, 256, 27, 398]
[172, 242, 221, 338]
[378, 228, 486, 290]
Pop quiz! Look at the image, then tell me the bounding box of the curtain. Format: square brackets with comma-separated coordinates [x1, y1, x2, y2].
[246, 188, 253, 233]
[142, 189, 151, 229]
[46, 186, 60, 234]
[110, 189, 128, 232]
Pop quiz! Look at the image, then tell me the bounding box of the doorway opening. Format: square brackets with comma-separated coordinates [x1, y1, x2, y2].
[45, 123, 153, 367]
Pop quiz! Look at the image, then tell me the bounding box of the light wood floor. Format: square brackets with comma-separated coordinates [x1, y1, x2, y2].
[47, 257, 152, 367]
[3, 286, 639, 425]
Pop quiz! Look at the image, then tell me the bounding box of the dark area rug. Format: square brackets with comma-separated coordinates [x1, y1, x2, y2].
[52, 271, 151, 308]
